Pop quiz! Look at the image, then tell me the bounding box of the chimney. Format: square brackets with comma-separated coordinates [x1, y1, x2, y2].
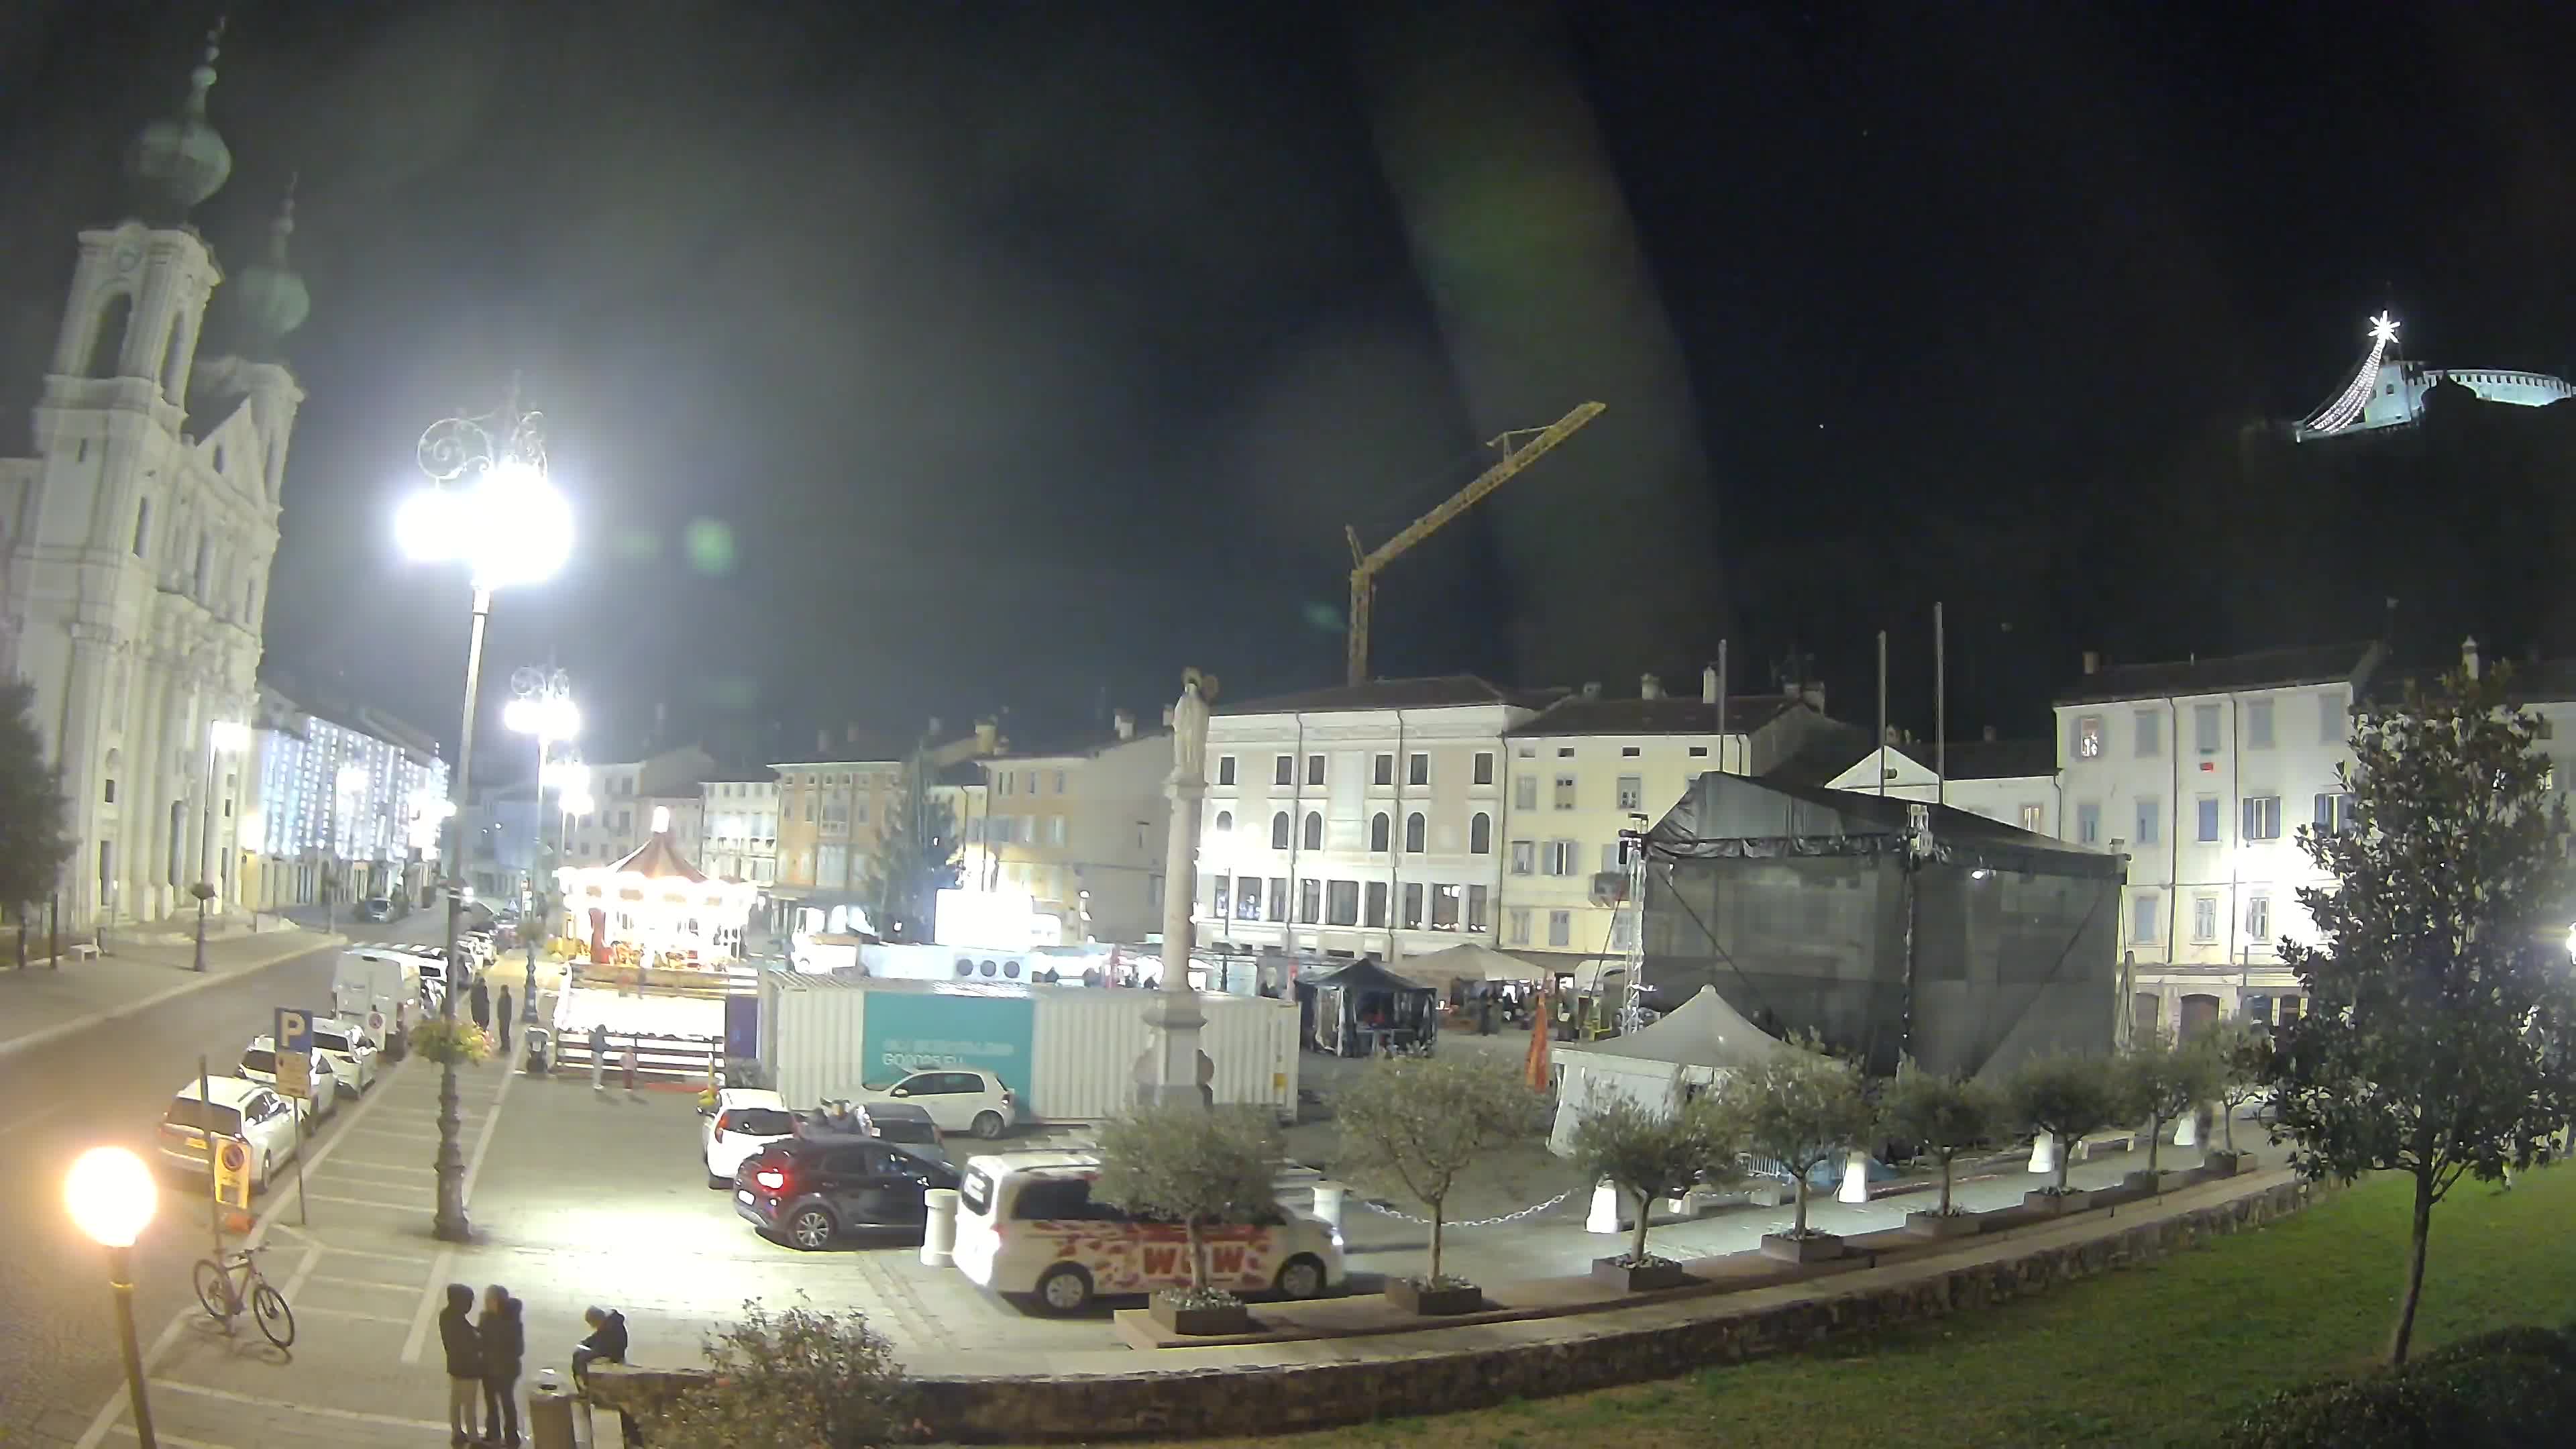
[1113, 708, 1136, 741]
[1982, 724, 1997, 742]
[1581, 681, 1601, 700]
[974, 717, 999, 755]
[2082, 650, 2100, 676]
[1702, 664, 1719, 704]
[816, 728, 830, 754]
[1640, 673, 1663, 700]
[2463, 635, 2481, 680]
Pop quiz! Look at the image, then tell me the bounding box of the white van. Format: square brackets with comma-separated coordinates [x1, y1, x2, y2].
[331, 949, 431, 1020]
[951, 1150, 1342, 1314]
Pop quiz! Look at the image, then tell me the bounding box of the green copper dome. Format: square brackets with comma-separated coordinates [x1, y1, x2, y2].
[224, 182, 309, 357]
[123, 27, 231, 222]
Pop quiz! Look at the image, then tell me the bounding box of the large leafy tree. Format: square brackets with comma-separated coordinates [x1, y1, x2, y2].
[1712, 1042, 1877, 1237]
[2269, 664, 2576, 1366]
[859, 747, 959, 943]
[0, 682, 73, 914]
[2116, 1033, 2220, 1173]
[2006, 1052, 2122, 1193]
[1880, 1062, 2003, 1216]
[1566, 1095, 1742, 1266]
[1332, 1053, 1548, 1286]
[2199, 1018, 2273, 1153]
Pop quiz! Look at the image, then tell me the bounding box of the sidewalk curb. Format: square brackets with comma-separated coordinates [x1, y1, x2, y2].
[0, 932, 348, 1066]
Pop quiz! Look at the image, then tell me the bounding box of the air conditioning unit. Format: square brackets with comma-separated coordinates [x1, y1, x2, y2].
[1589, 871, 1629, 907]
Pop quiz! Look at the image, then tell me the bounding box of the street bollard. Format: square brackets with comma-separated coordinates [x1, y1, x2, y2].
[920, 1187, 960, 1267]
[2174, 1108, 2200, 1148]
[1309, 1181, 1346, 1232]
[1587, 1179, 1620, 1234]
[1837, 1149, 1870, 1205]
[526, 1367, 575, 1449]
[2029, 1131, 2058, 1176]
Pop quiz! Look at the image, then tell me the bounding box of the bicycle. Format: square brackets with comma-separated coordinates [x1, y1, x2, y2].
[192, 1244, 295, 1348]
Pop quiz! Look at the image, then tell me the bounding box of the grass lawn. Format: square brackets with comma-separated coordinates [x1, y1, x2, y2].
[1120, 1165, 2576, 1449]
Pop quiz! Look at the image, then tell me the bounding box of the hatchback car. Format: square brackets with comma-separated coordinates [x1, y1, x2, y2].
[158, 1076, 303, 1193]
[733, 1136, 961, 1250]
[307, 1018, 380, 1098]
[239, 1037, 341, 1126]
[701, 1088, 800, 1187]
[849, 1067, 1017, 1138]
[358, 897, 393, 922]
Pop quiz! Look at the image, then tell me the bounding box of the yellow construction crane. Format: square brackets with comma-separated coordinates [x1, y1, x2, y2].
[1344, 400, 1605, 686]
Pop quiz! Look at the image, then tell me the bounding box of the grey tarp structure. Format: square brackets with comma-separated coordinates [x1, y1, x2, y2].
[1637, 771, 2125, 1081]
[1545, 985, 1788, 1153]
[1295, 958, 1440, 1057]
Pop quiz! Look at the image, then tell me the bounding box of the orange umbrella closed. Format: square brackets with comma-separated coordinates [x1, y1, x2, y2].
[1523, 979, 1553, 1093]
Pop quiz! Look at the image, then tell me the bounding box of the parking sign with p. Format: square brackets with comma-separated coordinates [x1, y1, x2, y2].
[275, 1007, 314, 1101]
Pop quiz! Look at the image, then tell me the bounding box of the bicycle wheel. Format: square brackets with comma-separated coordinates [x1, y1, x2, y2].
[250, 1281, 294, 1349]
[192, 1259, 233, 1322]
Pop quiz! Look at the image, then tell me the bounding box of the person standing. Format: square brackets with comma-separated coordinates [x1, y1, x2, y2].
[470, 974, 492, 1034]
[479, 1284, 523, 1448]
[588, 1022, 608, 1093]
[494, 986, 515, 1057]
[439, 1283, 482, 1447]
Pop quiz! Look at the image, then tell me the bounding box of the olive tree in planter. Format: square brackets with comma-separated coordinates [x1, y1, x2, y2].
[2116, 1032, 2221, 1187]
[1333, 1052, 1548, 1316]
[1092, 1104, 1285, 1335]
[1567, 1095, 1741, 1291]
[1713, 1042, 1876, 1262]
[643, 1297, 908, 1449]
[1880, 1062, 2002, 1238]
[2199, 1018, 2272, 1171]
[2007, 1052, 2123, 1209]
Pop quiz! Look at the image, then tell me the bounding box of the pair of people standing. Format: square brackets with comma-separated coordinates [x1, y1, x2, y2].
[466, 973, 517, 1057]
[437, 1283, 525, 1448]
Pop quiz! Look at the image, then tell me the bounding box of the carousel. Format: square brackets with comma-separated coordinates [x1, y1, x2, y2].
[553, 807, 759, 971]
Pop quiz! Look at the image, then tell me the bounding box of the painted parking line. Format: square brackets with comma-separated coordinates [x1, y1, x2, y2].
[347, 1126, 440, 1142]
[398, 1057, 519, 1365]
[109, 1428, 237, 1449]
[146, 1380, 449, 1435]
[307, 1273, 422, 1294]
[292, 1304, 415, 1326]
[321, 1159, 435, 1175]
[304, 1192, 423, 1212]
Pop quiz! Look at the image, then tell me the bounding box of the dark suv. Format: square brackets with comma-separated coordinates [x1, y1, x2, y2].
[734, 1135, 960, 1250]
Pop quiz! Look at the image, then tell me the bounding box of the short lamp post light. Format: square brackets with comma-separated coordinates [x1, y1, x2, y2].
[193, 721, 252, 972]
[504, 669, 578, 1026]
[398, 396, 572, 1243]
[65, 1146, 159, 1449]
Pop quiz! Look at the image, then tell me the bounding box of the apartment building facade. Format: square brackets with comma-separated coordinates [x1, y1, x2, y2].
[560, 745, 716, 869]
[699, 768, 780, 886]
[1817, 734, 2060, 836]
[969, 710, 1171, 944]
[772, 722, 999, 933]
[1502, 672, 1842, 976]
[2052, 643, 2381, 1038]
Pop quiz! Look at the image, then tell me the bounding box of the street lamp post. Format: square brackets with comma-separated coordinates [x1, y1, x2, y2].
[505, 669, 578, 1027]
[399, 397, 574, 1242]
[65, 1146, 160, 1449]
[193, 721, 250, 972]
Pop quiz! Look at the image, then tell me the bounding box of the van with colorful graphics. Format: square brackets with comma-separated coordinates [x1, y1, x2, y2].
[951, 1150, 1342, 1314]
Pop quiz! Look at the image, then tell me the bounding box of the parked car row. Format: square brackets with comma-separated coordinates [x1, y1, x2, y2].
[156, 1006, 388, 1197]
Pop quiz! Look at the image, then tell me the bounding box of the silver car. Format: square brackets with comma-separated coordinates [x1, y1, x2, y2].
[308, 1018, 381, 1097]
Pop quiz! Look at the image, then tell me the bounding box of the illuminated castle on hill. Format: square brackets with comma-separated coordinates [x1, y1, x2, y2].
[2295, 312, 2576, 439]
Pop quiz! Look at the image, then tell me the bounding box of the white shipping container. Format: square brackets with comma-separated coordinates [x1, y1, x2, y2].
[759, 976, 1299, 1123]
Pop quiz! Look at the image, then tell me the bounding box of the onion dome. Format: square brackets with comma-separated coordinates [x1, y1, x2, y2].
[223, 177, 309, 358]
[123, 23, 232, 223]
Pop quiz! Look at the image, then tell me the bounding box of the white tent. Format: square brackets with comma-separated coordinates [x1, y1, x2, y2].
[1546, 985, 1787, 1155]
[1399, 942, 1534, 993]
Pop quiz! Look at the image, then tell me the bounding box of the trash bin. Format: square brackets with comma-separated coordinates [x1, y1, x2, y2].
[527, 1367, 576, 1449]
[920, 1187, 960, 1268]
[525, 1027, 551, 1075]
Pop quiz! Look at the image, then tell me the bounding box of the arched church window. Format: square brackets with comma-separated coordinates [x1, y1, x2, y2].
[193, 535, 210, 599]
[88, 294, 132, 378]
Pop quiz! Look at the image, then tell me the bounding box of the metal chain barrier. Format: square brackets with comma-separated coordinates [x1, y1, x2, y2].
[1354, 1189, 1574, 1228]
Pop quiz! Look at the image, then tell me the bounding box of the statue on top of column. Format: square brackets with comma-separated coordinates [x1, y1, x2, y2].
[1171, 668, 1217, 785]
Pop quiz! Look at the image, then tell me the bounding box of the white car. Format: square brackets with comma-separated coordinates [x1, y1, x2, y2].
[158, 1076, 303, 1193]
[701, 1088, 800, 1187]
[952, 1150, 1342, 1314]
[239, 1036, 341, 1126]
[308, 1017, 381, 1097]
[850, 1068, 1018, 1139]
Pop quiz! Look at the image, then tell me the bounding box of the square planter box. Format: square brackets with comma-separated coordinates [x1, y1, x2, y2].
[1904, 1210, 1982, 1239]
[1148, 1296, 1253, 1337]
[2200, 1150, 2245, 1178]
[2023, 1187, 2104, 1214]
[1591, 1256, 1693, 1292]
[2122, 1169, 2166, 1196]
[1385, 1278, 1484, 1316]
[1760, 1232, 1845, 1263]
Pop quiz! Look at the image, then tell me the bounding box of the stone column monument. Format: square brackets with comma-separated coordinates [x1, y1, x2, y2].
[1134, 669, 1216, 1109]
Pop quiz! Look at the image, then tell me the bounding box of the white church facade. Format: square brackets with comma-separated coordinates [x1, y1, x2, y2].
[0, 30, 311, 928]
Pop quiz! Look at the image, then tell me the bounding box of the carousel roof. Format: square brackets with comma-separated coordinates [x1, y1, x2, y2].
[603, 830, 707, 883]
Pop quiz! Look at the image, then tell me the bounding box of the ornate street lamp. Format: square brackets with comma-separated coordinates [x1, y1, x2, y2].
[397, 396, 573, 1242]
[65, 1146, 159, 1448]
[504, 667, 578, 1029]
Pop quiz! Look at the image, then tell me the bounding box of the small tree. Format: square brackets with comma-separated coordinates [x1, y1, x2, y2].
[859, 746, 961, 943]
[2200, 1018, 2272, 1153]
[1713, 1042, 1877, 1236]
[2269, 665, 2576, 1366]
[2118, 1033, 2221, 1173]
[647, 1298, 908, 1448]
[1568, 1095, 1741, 1266]
[1092, 1105, 1283, 1306]
[2007, 1053, 2122, 1193]
[0, 682, 72, 925]
[1332, 1053, 1547, 1287]
[1879, 1061, 2002, 1215]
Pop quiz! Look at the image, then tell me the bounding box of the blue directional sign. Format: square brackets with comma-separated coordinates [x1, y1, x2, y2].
[275, 1006, 313, 1055]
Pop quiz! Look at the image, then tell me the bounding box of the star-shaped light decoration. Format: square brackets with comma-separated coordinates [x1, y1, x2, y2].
[2369, 311, 2400, 347]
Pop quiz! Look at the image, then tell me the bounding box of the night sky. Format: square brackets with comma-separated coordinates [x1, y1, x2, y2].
[7, 1, 2576, 768]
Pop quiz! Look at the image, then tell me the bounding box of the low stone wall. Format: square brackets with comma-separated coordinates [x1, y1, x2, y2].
[916, 1177, 2316, 1443]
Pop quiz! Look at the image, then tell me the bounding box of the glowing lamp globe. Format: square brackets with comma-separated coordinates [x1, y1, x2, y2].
[504, 694, 581, 740]
[208, 720, 252, 753]
[561, 790, 596, 818]
[64, 1146, 158, 1248]
[398, 458, 574, 591]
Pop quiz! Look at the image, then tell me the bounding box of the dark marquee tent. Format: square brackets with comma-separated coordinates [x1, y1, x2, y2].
[1635, 772, 2125, 1079]
[1295, 957, 1440, 1057]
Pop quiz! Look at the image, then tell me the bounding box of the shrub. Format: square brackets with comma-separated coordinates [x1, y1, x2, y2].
[1092, 1105, 1283, 1307]
[1711, 1042, 1875, 1236]
[2115, 1033, 2220, 1171]
[1567, 1095, 1741, 1266]
[646, 1299, 910, 1449]
[2005, 1052, 2121, 1193]
[2219, 1323, 2576, 1448]
[407, 1016, 490, 1065]
[1332, 1052, 1548, 1287]
[1878, 1063, 2002, 1214]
